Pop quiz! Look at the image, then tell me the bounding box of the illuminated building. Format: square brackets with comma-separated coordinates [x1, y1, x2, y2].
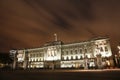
[10, 37, 113, 69]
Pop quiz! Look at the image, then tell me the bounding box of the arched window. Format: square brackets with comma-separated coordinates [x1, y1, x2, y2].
[80, 56, 83, 59]
[71, 56, 73, 60]
[76, 56, 78, 60]
[80, 49, 82, 53]
[85, 49, 87, 53]
[66, 56, 69, 60]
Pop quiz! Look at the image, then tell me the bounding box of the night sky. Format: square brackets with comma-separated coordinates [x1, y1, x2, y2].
[0, 0, 120, 54]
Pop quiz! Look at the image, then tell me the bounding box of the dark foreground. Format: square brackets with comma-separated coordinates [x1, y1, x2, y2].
[0, 69, 120, 80]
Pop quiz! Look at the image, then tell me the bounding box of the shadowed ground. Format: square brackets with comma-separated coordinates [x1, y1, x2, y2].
[0, 69, 120, 80]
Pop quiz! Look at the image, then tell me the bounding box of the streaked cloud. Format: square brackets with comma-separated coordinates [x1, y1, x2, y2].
[0, 0, 120, 53]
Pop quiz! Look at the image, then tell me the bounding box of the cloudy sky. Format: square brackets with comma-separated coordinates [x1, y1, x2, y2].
[0, 0, 120, 54]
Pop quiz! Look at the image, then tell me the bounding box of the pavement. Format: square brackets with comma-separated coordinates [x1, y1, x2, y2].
[1, 68, 120, 72]
[0, 68, 120, 80]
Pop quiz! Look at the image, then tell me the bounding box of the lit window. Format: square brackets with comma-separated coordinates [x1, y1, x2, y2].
[35, 59, 36, 61]
[31, 59, 33, 61]
[69, 56, 71, 60]
[64, 57, 67, 60]
[36, 59, 38, 62]
[41, 58, 43, 61]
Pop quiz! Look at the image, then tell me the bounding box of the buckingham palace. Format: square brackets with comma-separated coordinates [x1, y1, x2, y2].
[10, 37, 113, 70]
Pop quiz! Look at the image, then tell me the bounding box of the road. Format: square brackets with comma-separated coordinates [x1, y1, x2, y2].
[0, 69, 120, 80]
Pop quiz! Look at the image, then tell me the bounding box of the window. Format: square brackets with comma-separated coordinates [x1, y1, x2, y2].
[39, 58, 41, 61]
[36, 54, 38, 57]
[39, 54, 42, 57]
[33, 54, 35, 57]
[71, 56, 73, 60]
[75, 50, 77, 54]
[85, 49, 87, 53]
[80, 56, 83, 59]
[35, 54, 37, 57]
[105, 46, 108, 52]
[36, 59, 38, 62]
[80, 49, 82, 53]
[71, 50, 73, 55]
[66, 51, 68, 55]
[100, 47, 104, 52]
[96, 45, 98, 48]
[76, 56, 78, 59]
[85, 55, 88, 58]
[66, 56, 69, 60]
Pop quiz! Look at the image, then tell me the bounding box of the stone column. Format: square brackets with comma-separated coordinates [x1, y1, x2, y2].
[96, 54, 102, 69]
[23, 50, 28, 70]
[84, 55, 88, 70]
[13, 53, 17, 70]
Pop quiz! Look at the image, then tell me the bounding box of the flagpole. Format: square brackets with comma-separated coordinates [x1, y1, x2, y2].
[54, 33, 57, 41]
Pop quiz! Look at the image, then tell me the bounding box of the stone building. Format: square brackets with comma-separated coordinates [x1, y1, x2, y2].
[10, 37, 113, 69]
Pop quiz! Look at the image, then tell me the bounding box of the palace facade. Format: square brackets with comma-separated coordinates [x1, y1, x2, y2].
[10, 37, 113, 70]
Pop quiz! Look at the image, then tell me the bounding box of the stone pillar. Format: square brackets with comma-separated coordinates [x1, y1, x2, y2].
[13, 53, 17, 70]
[84, 55, 88, 70]
[96, 54, 102, 69]
[52, 62, 54, 70]
[23, 50, 28, 70]
[109, 56, 114, 68]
